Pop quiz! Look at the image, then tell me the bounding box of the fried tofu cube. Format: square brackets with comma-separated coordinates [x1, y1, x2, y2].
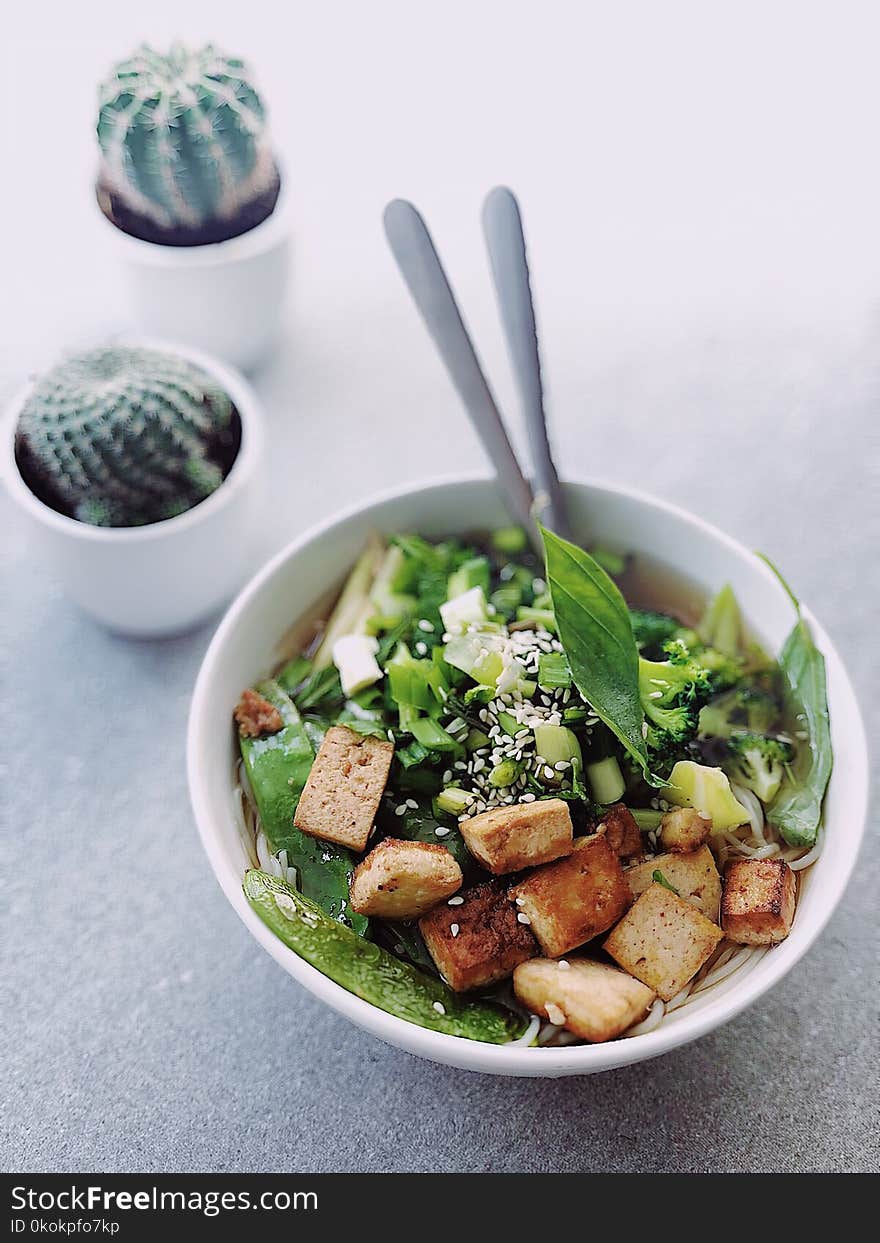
[419, 880, 536, 991]
[513, 958, 656, 1043]
[349, 838, 462, 919]
[598, 803, 643, 859]
[659, 807, 711, 853]
[721, 858, 797, 945]
[508, 835, 632, 958]
[626, 845, 722, 921]
[293, 725, 393, 852]
[604, 884, 723, 1001]
[459, 797, 573, 875]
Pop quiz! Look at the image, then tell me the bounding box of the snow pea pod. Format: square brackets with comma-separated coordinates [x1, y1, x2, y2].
[244, 870, 525, 1044]
[239, 680, 368, 935]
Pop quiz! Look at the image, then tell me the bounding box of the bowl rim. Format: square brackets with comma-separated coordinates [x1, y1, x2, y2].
[1, 338, 264, 543]
[187, 472, 870, 1074]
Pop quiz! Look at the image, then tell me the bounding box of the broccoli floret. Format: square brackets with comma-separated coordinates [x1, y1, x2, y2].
[638, 644, 716, 773]
[725, 732, 794, 803]
[699, 686, 781, 739]
[629, 609, 681, 656]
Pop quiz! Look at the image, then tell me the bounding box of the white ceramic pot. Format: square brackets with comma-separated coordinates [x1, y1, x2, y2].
[96, 194, 290, 372]
[2, 341, 266, 638]
[187, 476, 869, 1076]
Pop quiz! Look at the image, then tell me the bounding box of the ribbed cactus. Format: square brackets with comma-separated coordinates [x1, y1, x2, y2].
[15, 347, 240, 527]
[96, 43, 279, 245]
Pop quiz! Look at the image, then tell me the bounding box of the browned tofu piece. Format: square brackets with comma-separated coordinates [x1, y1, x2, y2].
[514, 958, 655, 1043]
[508, 835, 632, 958]
[604, 884, 723, 1001]
[349, 838, 462, 919]
[626, 845, 722, 921]
[598, 803, 643, 859]
[721, 858, 797, 945]
[459, 797, 573, 875]
[293, 725, 393, 852]
[419, 881, 536, 991]
[659, 807, 711, 853]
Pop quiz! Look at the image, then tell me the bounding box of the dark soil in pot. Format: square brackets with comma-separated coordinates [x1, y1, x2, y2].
[96, 169, 282, 248]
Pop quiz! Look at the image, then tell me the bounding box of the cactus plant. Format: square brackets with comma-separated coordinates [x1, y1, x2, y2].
[15, 347, 241, 528]
[96, 43, 280, 246]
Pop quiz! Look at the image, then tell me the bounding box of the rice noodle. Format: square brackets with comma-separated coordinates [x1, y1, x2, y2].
[729, 781, 766, 842]
[506, 1013, 542, 1047]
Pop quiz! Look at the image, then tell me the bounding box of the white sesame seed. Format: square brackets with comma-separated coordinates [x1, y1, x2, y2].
[442, 770, 452, 783]
[517, 912, 532, 925]
[557, 960, 571, 971]
[415, 641, 428, 656]
[435, 826, 450, 837]
[447, 895, 464, 906]
[395, 804, 408, 816]
[521, 792, 536, 802]
[515, 896, 525, 906]
[450, 923, 460, 937]
[418, 619, 435, 632]
[543, 766, 555, 781]
[432, 1001, 446, 1014]
[554, 760, 570, 771]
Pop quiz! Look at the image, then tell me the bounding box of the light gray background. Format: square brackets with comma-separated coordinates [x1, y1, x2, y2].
[2, 1, 878, 1173]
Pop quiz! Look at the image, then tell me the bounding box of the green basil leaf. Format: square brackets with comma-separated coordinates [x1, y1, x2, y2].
[767, 617, 832, 847]
[758, 554, 832, 848]
[542, 527, 653, 780]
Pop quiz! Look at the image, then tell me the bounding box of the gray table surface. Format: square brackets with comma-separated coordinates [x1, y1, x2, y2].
[4, 3, 880, 1171]
[3, 310, 878, 1175]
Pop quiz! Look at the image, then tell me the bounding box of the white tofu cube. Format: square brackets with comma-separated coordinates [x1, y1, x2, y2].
[439, 587, 488, 634]
[332, 634, 382, 697]
[514, 958, 656, 1042]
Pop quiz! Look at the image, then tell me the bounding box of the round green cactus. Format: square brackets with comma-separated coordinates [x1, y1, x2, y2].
[15, 347, 241, 527]
[97, 43, 279, 244]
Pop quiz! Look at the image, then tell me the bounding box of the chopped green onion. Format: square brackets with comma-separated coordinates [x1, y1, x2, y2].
[631, 808, 664, 831]
[436, 786, 472, 816]
[491, 527, 528, 555]
[447, 556, 491, 600]
[537, 652, 571, 690]
[652, 869, 680, 895]
[515, 606, 556, 631]
[586, 756, 625, 804]
[489, 759, 524, 788]
[409, 718, 461, 752]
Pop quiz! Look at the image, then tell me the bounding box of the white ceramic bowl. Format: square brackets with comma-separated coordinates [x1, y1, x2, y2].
[95, 192, 290, 371]
[2, 340, 266, 638]
[187, 476, 868, 1075]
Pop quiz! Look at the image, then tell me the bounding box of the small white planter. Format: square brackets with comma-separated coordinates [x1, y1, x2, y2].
[2, 341, 266, 638]
[96, 193, 291, 371]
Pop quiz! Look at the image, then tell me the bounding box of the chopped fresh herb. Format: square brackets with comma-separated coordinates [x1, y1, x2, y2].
[652, 869, 680, 896]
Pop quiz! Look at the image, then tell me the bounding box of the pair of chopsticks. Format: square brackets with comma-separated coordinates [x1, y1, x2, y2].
[383, 189, 572, 554]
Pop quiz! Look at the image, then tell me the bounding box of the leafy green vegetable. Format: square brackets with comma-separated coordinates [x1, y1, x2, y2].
[293, 665, 344, 713]
[238, 680, 368, 935]
[652, 869, 680, 895]
[244, 871, 523, 1043]
[757, 556, 833, 848]
[542, 526, 653, 781]
[383, 801, 481, 882]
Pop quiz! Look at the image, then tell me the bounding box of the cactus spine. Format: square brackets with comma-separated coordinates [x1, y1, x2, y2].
[15, 347, 240, 527]
[97, 43, 278, 243]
